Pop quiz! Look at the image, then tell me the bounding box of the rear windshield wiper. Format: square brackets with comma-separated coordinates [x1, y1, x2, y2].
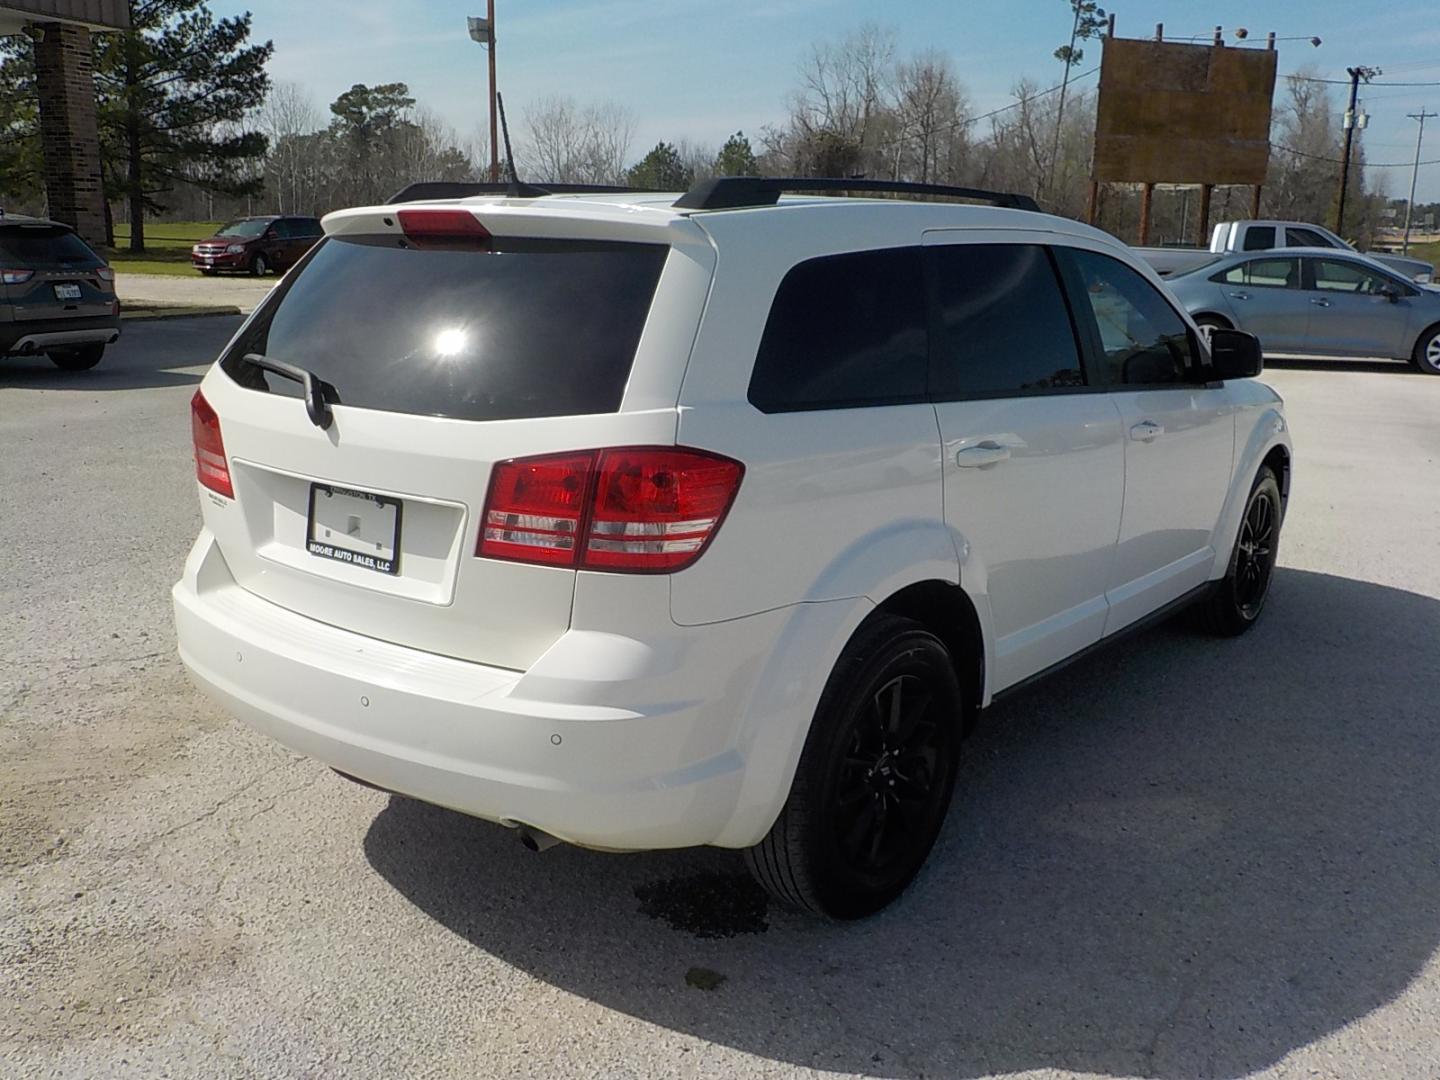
[240, 352, 338, 430]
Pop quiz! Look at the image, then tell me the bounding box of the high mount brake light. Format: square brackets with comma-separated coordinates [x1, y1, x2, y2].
[191, 390, 234, 498]
[396, 210, 492, 241]
[479, 448, 744, 573]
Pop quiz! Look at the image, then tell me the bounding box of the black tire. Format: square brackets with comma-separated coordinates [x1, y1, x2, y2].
[1197, 466, 1282, 636]
[250, 253, 268, 277]
[1413, 324, 1440, 375]
[48, 344, 105, 371]
[745, 614, 964, 919]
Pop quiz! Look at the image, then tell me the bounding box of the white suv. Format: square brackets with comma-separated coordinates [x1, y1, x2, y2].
[173, 178, 1292, 919]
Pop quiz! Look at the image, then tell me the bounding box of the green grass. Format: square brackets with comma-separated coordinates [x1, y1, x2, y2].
[106, 221, 222, 276]
[1408, 241, 1440, 269]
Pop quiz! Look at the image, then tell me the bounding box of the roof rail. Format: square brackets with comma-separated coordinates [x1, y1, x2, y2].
[387, 181, 659, 205]
[672, 176, 1041, 213]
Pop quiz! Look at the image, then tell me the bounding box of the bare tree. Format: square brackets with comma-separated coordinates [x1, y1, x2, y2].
[257, 82, 320, 214]
[519, 96, 635, 184]
[889, 51, 969, 183]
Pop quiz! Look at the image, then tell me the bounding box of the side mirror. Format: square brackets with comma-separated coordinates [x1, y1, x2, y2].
[1378, 283, 1401, 303]
[1209, 328, 1263, 379]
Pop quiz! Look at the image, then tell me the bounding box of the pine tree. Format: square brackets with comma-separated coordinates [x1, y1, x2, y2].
[713, 131, 759, 176]
[95, 0, 274, 252]
[627, 141, 693, 191]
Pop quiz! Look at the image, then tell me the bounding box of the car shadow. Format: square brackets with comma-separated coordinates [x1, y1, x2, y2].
[0, 315, 241, 391]
[1264, 355, 1419, 375]
[362, 568, 1440, 1078]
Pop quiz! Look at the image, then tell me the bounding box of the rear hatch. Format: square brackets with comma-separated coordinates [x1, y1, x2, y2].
[0, 223, 114, 320]
[196, 201, 712, 670]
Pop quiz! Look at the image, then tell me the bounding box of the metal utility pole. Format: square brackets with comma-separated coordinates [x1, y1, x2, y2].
[1335, 65, 1380, 236]
[1403, 109, 1436, 255]
[468, 5, 500, 182]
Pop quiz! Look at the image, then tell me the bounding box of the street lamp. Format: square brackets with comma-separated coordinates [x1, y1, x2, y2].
[468, 7, 498, 182]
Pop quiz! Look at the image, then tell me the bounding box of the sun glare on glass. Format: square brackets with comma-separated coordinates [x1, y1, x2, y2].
[433, 327, 469, 358]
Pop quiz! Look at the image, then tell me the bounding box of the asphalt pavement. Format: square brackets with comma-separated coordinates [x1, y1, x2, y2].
[3, 325, 1440, 1079]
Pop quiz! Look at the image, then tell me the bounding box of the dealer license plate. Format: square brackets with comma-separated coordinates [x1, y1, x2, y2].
[306, 484, 401, 575]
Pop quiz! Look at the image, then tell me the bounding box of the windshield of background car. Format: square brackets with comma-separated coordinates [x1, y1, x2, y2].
[215, 220, 272, 239]
[220, 234, 669, 421]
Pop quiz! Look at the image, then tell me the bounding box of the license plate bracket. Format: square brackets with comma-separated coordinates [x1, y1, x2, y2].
[306, 484, 402, 575]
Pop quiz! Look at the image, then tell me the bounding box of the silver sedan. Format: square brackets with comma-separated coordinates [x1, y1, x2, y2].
[1165, 247, 1440, 374]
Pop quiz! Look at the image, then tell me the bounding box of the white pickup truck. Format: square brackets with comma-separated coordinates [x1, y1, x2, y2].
[1138, 220, 1434, 283]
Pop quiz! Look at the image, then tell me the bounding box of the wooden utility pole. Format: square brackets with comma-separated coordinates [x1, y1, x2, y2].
[1335, 65, 1379, 235]
[488, 0, 499, 182]
[1135, 22, 1163, 245]
[1402, 109, 1436, 255]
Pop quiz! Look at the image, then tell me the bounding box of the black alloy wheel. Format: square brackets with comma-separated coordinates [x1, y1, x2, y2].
[746, 615, 964, 919]
[1197, 466, 1282, 636]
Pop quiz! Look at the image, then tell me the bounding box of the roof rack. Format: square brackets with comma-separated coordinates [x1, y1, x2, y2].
[672, 176, 1041, 213]
[387, 181, 659, 205]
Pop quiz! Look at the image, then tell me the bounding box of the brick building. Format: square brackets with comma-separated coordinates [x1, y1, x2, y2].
[1, 1, 130, 246]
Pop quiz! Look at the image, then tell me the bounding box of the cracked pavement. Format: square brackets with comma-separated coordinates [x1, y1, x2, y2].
[4, 324, 1440, 1079]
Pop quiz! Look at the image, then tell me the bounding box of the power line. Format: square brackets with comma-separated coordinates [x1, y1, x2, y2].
[1285, 73, 1440, 87]
[1272, 144, 1440, 168]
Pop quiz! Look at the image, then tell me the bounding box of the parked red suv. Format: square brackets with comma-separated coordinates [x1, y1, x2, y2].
[191, 216, 323, 277]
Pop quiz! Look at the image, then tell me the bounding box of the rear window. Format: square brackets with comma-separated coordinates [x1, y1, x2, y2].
[748, 248, 927, 411]
[0, 225, 100, 267]
[221, 235, 668, 422]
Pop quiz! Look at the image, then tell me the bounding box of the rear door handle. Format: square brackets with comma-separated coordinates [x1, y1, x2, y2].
[1310, 298, 1331, 307]
[955, 443, 1011, 468]
[1227, 291, 1250, 301]
[1129, 420, 1165, 442]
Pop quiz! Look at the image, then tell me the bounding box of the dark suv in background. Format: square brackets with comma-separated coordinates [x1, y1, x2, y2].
[1, 214, 120, 371]
[191, 216, 324, 277]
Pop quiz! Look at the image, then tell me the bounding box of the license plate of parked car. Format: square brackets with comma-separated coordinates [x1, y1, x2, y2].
[53, 284, 82, 300]
[306, 484, 401, 574]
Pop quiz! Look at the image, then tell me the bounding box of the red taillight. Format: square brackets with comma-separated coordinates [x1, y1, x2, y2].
[397, 209, 491, 241]
[1, 269, 35, 285]
[190, 389, 234, 498]
[478, 448, 744, 573]
[479, 451, 594, 566]
[96, 265, 115, 284]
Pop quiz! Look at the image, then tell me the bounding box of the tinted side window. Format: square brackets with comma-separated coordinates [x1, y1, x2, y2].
[1070, 250, 1197, 386]
[1241, 226, 1276, 251]
[1286, 227, 1333, 248]
[749, 248, 927, 411]
[271, 220, 295, 239]
[297, 218, 324, 237]
[1214, 257, 1298, 288]
[929, 244, 1084, 396]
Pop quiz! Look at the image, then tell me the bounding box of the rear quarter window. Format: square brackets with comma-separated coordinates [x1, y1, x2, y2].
[748, 248, 927, 411]
[220, 235, 669, 422]
[1241, 226, 1276, 251]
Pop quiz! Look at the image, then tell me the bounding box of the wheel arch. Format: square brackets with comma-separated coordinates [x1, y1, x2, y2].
[1193, 311, 1234, 329]
[872, 580, 985, 733]
[1412, 320, 1440, 364]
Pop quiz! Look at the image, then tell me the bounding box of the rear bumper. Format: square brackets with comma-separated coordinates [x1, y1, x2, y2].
[172, 530, 790, 851]
[1, 315, 120, 355]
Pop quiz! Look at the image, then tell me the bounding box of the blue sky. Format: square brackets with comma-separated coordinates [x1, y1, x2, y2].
[231, 0, 1440, 200]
